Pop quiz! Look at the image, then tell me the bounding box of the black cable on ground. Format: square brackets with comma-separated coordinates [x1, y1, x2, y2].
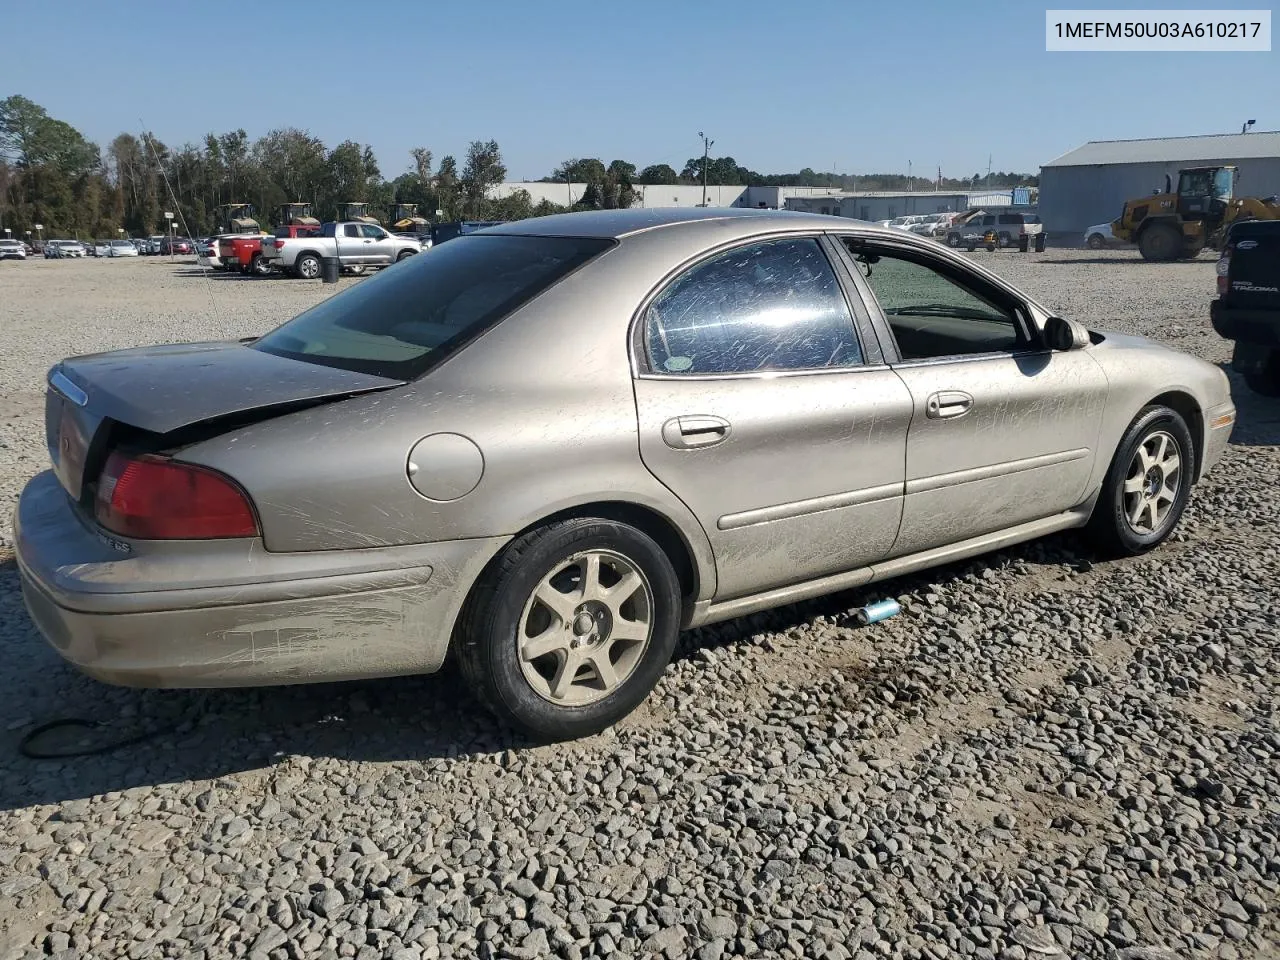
[17, 717, 183, 760]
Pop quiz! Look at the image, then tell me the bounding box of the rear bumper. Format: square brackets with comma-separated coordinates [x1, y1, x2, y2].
[1211, 300, 1280, 345]
[13, 471, 508, 688]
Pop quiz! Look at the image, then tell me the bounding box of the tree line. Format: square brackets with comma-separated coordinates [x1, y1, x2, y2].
[0, 94, 1039, 240]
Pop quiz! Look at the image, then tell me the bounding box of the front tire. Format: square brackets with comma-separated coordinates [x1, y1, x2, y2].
[396, 249, 416, 262]
[1087, 405, 1194, 556]
[456, 518, 682, 742]
[1087, 233, 1105, 250]
[1137, 222, 1181, 262]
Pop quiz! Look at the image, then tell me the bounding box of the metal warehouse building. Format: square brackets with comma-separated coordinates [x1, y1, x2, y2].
[1039, 130, 1280, 244]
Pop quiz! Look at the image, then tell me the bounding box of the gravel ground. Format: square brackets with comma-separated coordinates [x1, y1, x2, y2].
[0, 251, 1276, 960]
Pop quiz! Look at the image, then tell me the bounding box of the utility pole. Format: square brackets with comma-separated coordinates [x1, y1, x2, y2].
[908, 160, 913, 191]
[698, 131, 714, 207]
[986, 155, 992, 191]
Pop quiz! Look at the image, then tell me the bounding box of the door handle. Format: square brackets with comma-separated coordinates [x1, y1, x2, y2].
[363, 239, 373, 244]
[661, 415, 731, 449]
[925, 391, 974, 420]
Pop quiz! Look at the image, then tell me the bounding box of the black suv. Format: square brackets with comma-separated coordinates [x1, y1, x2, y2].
[1211, 220, 1280, 396]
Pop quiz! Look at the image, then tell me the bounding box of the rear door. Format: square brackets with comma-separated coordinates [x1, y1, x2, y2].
[337, 223, 365, 263]
[835, 234, 1107, 557]
[632, 234, 913, 601]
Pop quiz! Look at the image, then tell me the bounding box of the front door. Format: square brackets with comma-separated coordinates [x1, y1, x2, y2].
[836, 235, 1108, 557]
[633, 235, 913, 601]
[360, 224, 393, 264]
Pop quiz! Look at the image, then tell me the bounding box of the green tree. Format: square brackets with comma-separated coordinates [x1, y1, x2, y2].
[638, 164, 678, 185]
[461, 140, 506, 218]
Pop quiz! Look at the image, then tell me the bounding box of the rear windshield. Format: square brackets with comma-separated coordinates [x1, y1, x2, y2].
[252, 234, 613, 379]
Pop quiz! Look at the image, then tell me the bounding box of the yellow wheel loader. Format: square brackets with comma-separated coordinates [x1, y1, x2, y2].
[1111, 166, 1280, 262]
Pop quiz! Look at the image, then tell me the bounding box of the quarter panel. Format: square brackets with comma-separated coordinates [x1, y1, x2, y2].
[179, 246, 720, 598]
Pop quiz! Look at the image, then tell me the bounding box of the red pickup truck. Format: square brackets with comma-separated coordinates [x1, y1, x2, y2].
[221, 225, 321, 276]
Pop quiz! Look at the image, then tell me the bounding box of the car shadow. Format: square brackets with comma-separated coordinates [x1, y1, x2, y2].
[0, 527, 1101, 812]
[1224, 364, 1280, 446]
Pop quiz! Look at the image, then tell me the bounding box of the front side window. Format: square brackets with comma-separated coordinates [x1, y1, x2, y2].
[253, 235, 612, 379]
[644, 237, 862, 376]
[842, 240, 1026, 361]
[360, 224, 386, 239]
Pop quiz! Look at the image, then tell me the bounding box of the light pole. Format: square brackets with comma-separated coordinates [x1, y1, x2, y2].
[164, 211, 174, 261]
[698, 131, 714, 208]
[1241, 119, 1256, 134]
[34, 223, 42, 249]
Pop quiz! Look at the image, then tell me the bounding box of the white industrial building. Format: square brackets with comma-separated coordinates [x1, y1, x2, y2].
[1039, 130, 1280, 243]
[490, 182, 863, 209]
[784, 190, 1018, 221]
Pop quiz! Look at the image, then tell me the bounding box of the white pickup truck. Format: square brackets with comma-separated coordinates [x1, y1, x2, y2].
[259, 221, 422, 278]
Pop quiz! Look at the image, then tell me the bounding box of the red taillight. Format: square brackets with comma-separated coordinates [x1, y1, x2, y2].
[95, 453, 258, 539]
[1216, 252, 1231, 296]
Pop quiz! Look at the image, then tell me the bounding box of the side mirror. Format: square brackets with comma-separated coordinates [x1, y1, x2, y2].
[1044, 316, 1090, 351]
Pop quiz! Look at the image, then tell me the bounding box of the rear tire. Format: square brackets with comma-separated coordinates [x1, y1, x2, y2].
[947, 233, 960, 248]
[456, 518, 681, 742]
[295, 254, 321, 280]
[250, 254, 271, 277]
[1137, 222, 1181, 262]
[1086, 405, 1194, 557]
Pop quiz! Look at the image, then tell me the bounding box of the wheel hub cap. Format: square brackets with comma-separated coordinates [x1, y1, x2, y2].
[1143, 467, 1163, 497]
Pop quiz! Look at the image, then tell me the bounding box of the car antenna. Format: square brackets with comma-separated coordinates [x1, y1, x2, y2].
[139, 117, 221, 324]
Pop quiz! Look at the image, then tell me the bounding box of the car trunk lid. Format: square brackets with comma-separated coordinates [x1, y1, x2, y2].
[46, 340, 403, 501]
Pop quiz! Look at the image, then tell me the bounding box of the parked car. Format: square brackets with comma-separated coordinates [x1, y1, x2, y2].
[44, 240, 85, 258]
[144, 236, 165, 255]
[89, 241, 110, 257]
[1211, 219, 1280, 395]
[15, 209, 1236, 741]
[0, 239, 27, 260]
[107, 239, 139, 258]
[158, 236, 193, 255]
[907, 214, 952, 238]
[1083, 222, 1128, 249]
[259, 221, 420, 278]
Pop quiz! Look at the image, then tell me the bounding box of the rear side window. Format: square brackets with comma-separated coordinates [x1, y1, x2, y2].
[998, 214, 1023, 225]
[253, 235, 612, 379]
[644, 237, 862, 375]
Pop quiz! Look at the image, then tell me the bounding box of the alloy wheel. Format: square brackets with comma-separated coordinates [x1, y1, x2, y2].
[517, 550, 653, 706]
[1122, 430, 1182, 534]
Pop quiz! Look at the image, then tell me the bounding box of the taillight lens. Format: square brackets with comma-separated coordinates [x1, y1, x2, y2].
[1216, 252, 1230, 296]
[95, 453, 259, 539]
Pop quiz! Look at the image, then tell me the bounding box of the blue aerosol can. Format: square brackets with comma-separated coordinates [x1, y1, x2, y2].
[854, 598, 901, 626]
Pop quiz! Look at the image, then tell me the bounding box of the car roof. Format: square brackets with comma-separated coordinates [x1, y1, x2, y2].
[486, 207, 878, 240]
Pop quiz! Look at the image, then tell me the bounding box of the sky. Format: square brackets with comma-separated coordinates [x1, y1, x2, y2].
[3, 0, 1276, 181]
